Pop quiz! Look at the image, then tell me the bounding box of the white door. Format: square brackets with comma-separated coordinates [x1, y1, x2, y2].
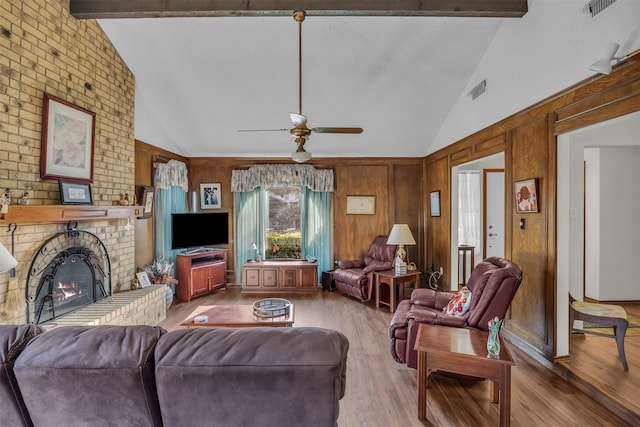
[484, 170, 505, 258]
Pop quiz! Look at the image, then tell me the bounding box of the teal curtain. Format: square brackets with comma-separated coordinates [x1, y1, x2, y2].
[301, 186, 332, 282]
[154, 186, 187, 261]
[235, 187, 266, 281]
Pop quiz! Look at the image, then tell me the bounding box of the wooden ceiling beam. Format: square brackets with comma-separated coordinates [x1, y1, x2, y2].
[70, 0, 527, 19]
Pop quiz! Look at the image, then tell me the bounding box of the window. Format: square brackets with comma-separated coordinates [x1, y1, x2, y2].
[266, 187, 301, 259]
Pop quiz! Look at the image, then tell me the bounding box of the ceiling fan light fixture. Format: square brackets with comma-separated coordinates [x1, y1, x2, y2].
[291, 144, 312, 163]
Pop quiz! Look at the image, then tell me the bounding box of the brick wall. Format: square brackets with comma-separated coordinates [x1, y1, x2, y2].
[0, 0, 136, 324]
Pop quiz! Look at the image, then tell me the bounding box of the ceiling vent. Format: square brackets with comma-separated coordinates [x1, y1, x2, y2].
[468, 79, 486, 101]
[584, 0, 618, 17]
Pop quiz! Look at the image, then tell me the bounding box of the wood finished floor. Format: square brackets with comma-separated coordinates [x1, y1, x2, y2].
[160, 287, 630, 427]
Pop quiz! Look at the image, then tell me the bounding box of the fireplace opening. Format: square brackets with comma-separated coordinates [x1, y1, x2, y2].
[26, 223, 111, 324]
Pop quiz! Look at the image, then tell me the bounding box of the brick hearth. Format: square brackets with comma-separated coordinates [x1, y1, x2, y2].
[45, 286, 166, 327]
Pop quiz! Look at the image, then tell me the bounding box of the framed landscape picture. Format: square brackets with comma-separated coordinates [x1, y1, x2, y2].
[200, 183, 221, 209]
[430, 191, 441, 217]
[40, 93, 96, 183]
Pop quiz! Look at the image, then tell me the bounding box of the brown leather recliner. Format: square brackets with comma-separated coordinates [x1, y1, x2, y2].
[389, 256, 522, 369]
[333, 235, 397, 302]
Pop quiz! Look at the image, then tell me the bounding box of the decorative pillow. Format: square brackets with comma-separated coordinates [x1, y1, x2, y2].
[443, 287, 473, 316]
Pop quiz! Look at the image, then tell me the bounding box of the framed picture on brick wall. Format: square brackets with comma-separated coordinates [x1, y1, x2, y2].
[40, 93, 96, 183]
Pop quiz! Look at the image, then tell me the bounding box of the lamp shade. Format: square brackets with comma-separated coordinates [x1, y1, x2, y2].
[0, 242, 18, 273]
[387, 224, 416, 245]
[291, 149, 312, 163]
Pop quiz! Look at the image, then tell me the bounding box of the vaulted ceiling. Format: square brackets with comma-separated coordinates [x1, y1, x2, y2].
[74, 1, 529, 160]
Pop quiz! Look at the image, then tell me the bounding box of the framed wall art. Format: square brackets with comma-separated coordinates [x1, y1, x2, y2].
[430, 191, 441, 217]
[515, 178, 539, 213]
[136, 271, 151, 288]
[346, 196, 375, 215]
[200, 183, 221, 209]
[140, 186, 155, 218]
[58, 180, 93, 205]
[40, 93, 96, 183]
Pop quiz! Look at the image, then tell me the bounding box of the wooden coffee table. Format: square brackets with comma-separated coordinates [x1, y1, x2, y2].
[415, 324, 514, 426]
[180, 304, 295, 328]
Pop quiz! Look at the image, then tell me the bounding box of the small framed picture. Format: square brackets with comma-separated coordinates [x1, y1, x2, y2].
[200, 183, 221, 209]
[346, 195, 375, 215]
[515, 178, 539, 213]
[139, 186, 155, 218]
[136, 271, 151, 288]
[58, 180, 93, 205]
[430, 191, 441, 217]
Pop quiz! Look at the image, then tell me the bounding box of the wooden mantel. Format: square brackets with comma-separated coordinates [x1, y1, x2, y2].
[0, 205, 142, 225]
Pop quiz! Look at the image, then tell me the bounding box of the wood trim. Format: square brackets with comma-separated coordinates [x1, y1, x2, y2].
[0, 205, 141, 225]
[70, 0, 527, 19]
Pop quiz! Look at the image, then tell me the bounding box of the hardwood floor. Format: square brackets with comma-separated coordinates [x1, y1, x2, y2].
[160, 287, 630, 426]
[559, 302, 640, 426]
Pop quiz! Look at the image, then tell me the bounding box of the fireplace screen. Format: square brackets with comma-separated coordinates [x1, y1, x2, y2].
[25, 223, 111, 324]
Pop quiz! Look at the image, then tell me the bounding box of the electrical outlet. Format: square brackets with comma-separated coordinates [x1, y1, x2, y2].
[439, 266, 444, 275]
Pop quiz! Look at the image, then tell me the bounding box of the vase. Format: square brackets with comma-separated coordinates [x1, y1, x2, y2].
[487, 329, 500, 358]
[165, 285, 174, 310]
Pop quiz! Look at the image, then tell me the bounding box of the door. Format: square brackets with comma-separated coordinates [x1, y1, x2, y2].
[483, 169, 505, 258]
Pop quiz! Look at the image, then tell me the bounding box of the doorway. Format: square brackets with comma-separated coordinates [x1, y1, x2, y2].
[450, 153, 505, 289]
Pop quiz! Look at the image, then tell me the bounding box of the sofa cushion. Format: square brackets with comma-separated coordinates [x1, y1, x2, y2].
[14, 325, 165, 427]
[0, 325, 42, 427]
[443, 287, 472, 316]
[155, 327, 349, 427]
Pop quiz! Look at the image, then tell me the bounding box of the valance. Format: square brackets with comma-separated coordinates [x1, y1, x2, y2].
[154, 159, 189, 192]
[231, 164, 334, 192]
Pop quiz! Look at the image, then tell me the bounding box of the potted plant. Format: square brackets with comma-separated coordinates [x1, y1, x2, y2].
[143, 258, 177, 310]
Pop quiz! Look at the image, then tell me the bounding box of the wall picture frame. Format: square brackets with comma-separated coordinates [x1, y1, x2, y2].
[40, 93, 96, 183]
[515, 178, 539, 213]
[58, 180, 93, 205]
[430, 191, 441, 217]
[346, 195, 376, 215]
[140, 186, 155, 218]
[136, 271, 151, 288]
[200, 183, 221, 209]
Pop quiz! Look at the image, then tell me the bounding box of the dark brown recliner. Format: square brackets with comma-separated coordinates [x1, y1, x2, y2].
[333, 235, 397, 302]
[389, 256, 522, 369]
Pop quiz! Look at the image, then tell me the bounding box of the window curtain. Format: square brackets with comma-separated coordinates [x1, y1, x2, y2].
[301, 186, 332, 282]
[232, 164, 334, 283]
[234, 188, 266, 281]
[458, 170, 481, 249]
[154, 160, 188, 263]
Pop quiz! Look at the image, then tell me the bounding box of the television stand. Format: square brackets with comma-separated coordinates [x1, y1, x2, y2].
[176, 249, 227, 302]
[184, 247, 213, 255]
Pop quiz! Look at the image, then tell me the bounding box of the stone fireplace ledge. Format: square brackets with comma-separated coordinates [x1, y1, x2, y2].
[42, 286, 166, 327]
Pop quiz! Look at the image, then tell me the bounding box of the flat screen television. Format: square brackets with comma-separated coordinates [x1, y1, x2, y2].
[171, 212, 229, 250]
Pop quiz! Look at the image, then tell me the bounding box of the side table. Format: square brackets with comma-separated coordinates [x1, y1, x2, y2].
[415, 324, 514, 426]
[375, 270, 421, 313]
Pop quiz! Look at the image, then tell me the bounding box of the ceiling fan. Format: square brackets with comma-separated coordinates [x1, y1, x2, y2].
[239, 10, 363, 163]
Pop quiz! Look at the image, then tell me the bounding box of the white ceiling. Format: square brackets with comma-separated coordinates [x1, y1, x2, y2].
[99, 15, 506, 159]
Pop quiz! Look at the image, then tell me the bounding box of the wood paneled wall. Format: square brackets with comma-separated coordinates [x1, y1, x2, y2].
[136, 155, 423, 284]
[423, 55, 640, 357]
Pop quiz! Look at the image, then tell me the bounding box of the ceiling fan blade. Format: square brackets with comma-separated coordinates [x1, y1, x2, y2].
[237, 129, 289, 132]
[311, 127, 364, 134]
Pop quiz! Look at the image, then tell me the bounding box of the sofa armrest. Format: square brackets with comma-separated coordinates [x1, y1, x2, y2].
[410, 288, 458, 310]
[338, 259, 365, 269]
[406, 308, 468, 328]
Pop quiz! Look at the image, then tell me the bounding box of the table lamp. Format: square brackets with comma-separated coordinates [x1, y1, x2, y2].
[387, 224, 416, 275]
[250, 243, 258, 263]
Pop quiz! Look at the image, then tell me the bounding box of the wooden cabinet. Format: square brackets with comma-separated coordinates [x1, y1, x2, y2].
[242, 261, 318, 293]
[176, 250, 227, 302]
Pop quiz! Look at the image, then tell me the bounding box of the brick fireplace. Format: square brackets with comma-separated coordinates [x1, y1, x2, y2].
[0, 207, 165, 327]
